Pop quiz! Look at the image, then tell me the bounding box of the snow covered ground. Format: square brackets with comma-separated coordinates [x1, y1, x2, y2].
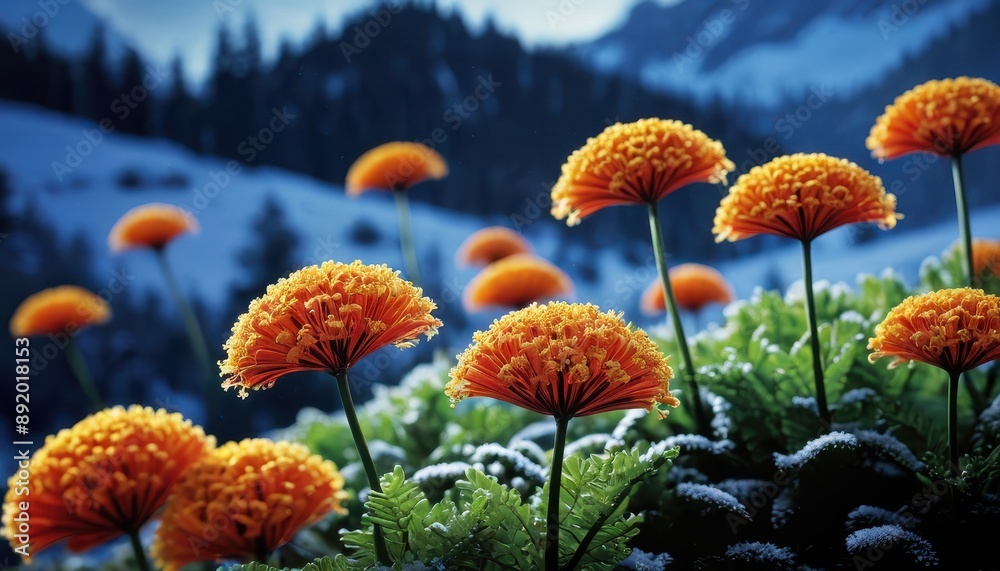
[2, 101, 997, 346]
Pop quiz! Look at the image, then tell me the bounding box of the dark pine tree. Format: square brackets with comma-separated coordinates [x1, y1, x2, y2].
[79, 25, 116, 121]
[115, 48, 152, 134]
[160, 55, 200, 150]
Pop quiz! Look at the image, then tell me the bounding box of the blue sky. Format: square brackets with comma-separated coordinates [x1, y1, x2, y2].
[76, 0, 671, 81]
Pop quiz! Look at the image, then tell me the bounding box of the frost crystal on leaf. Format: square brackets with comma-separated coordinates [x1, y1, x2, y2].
[846, 505, 904, 530]
[661, 434, 735, 455]
[411, 462, 473, 487]
[724, 541, 797, 566]
[676, 483, 750, 519]
[774, 431, 859, 471]
[846, 525, 939, 566]
[854, 430, 925, 471]
[620, 548, 673, 570]
[469, 442, 547, 485]
[839, 387, 877, 407]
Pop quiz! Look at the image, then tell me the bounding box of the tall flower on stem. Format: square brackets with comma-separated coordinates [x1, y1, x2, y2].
[714, 153, 900, 425]
[551, 118, 733, 433]
[1, 405, 213, 570]
[9, 285, 110, 410]
[641, 263, 733, 315]
[868, 288, 1000, 476]
[463, 253, 574, 313]
[456, 226, 534, 267]
[867, 77, 1000, 287]
[447, 302, 677, 571]
[347, 142, 448, 287]
[109, 203, 213, 383]
[152, 438, 347, 570]
[220, 260, 441, 565]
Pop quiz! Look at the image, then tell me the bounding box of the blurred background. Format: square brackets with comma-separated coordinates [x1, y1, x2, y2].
[0, 0, 998, 544]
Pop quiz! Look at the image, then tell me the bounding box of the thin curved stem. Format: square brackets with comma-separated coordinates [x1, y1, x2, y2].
[949, 370, 961, 477]
[951, 155, 975, 287]
[393, 191, 422, 287]
[801, 240, 831, 426]
[647, 202, 708, 433]
[335, 370, 390, 565]
[65, 338, 103, 411]
[545, 416, 570, 571]
[128, 530, 152, 571]
[155, 249, 215, 384]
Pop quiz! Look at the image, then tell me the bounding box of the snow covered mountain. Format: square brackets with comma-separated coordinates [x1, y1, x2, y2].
[0, 0, 131, 61]
[573, 0, 995, 108]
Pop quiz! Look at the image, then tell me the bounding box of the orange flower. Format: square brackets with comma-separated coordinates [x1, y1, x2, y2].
[641, 263, 733, 314]
[867, 77, 1000, 159]
[551, 118, 734, 226]
[868, 288, 1000, 374]
[972, 238, 1000, 278]
[463, 254, 573, 312]
[455, 226, 534, 267]
[713, 153, 900, 243]
[447, 301, 678, 419]
[221, 260, 441, 397]
[151, 439, 347, 571]
[346, 142, 448, 196]
[1, 406, 212, 559]
[9, 285, 110, 337]
[108, 203, 199, 252]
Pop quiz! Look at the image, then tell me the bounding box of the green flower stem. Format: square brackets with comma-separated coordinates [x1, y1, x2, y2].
[335, 370, 390, 566]
[393, 190, 422, 287]
[951, 155, 975, 287]
[801, 239, 831, 426]
[949, 370, 961, 477]
[65, 337, 103, 411]
[647, 202, 708, 433]
[155, 249, 215, 384]
[128, 530, 152, 571]
[545, 416, 570, 571]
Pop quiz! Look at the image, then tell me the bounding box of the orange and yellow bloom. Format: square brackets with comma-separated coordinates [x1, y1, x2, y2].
[1, 406, 212, 558]
[221, 260, 441, 397]
[447, 301, 678, 419]
[455, 226, 533, 266]
[972, 238, 1000, 279]
[152, 439, 347, 571]
[867, 77, 1000, 159]
[108, 203, 199, 252]
[9, 285, 110, 337]
[868, 288, 1000, 374]
[551, 118, 734, 226]
[346, 141, 448, 196]
[713, 153, 900, 243]
[641, 263, 733, 315]
[462, 254, 573, 312]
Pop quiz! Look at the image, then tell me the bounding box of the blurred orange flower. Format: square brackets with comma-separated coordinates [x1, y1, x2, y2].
[455, 226, 533, 267]
[867, 77, 1000, 159]
[972, 238, 1000, 279]
[152, 439, 347, 571]
[868, 288, 1000, 374]
[713, 153, 900, 243]
[551, 118, 734, 226]
[447, 301, 678, 419]
[221, 260, 441, 398]
[9, 285, 110, 337]
[1, 406, 212, 558]
[462, 253, 573, 312]
[641, 263, 733, 315]
[108, 203, 199, 252]
[346, 141, 448, 196]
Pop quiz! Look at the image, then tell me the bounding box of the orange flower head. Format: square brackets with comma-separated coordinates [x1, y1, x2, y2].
[108, 203, 199, 252]
[1, 405, 213, 559]
[455, 226, 534, 267]
[713, 153, 900, 243]
[463, 253, 573, 313]
[868, 288, 1000, 375]
[867, 77, 1000, 159]
[641, 263, 734, 315]
[972, 238, 1000, 279]
[551, 118, 734, 226]
[346, 141, 448, 196]
[221, 260, 441, 397]
[9, 285, 110, 337]
[151, 438, 347, 571]
[447, 301, 678, 419]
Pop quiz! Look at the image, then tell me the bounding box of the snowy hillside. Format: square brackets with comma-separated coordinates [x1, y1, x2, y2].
[2, 101, 998, 340]
[575, 0, 993, 108]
